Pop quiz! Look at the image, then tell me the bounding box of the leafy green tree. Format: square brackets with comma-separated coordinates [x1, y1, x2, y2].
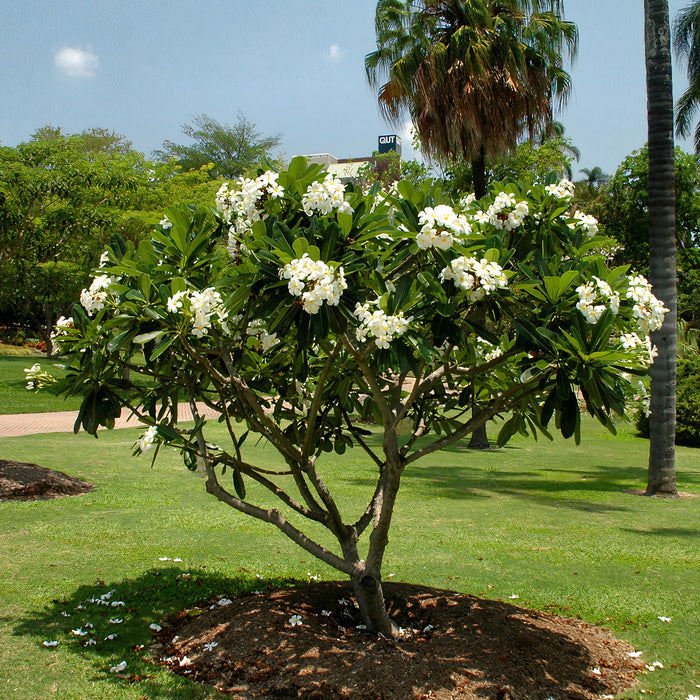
[0, 129, 145, 350]
[365, 0, 577, 197]
[154, 113, 282, 178]
[56, 160, 666, 634]
[674, 0, 700, 151]
[599, 145, 700, 326]
[644, 0, 679, 496]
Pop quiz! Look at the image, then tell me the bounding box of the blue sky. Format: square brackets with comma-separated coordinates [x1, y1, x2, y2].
[0, 0, 694, 176]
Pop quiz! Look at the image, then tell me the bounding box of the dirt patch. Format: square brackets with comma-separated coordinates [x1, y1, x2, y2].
[0, 459, 94, 501]
[150, 581, 643, 699]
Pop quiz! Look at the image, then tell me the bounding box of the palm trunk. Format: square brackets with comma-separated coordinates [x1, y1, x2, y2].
[471, 146, 487, 199]
[644, 0, 679, 496]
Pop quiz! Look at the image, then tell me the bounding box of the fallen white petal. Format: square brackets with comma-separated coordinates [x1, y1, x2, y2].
[109, 661, 127, 673]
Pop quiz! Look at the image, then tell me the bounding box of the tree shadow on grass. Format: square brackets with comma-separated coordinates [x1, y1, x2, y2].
[11, 566, 300, 699]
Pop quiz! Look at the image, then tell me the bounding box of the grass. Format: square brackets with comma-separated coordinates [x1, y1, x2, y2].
[0, 418, 698, 699]
[0, 351, 82, 414]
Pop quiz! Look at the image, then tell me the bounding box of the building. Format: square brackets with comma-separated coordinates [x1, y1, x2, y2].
[302, 135, 402, 184]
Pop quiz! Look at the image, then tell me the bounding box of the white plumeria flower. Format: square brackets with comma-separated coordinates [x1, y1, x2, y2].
[108, 618, 123, 624]
[280, 254, 347, 314]
[508, 594, 519, 599]
[591, 667, 601, 675]
[104, 634, 117, 641]
[203, 641, 219, 651]
[43, 640, 59, 647]
[158, 556, 171, 561]
[288, 614, 303, 626]
[179, 656, 192, 667]
[150, 623, 162, 632]
[627, 650, 643, 658]
[71, 628, 88, 636]
[338, 598, 350, 606]
[84, 638, 97, 646]
[110, 601, 125, 607]
[218, 598, 233, 606]
[137, 426, 158, 453]
[109, 661, 127, 673]
[658, 616, 672, 622]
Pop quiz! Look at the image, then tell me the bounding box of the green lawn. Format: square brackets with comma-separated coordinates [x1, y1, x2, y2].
[0, 350, 82, 414]
[0, 418, 698, 698]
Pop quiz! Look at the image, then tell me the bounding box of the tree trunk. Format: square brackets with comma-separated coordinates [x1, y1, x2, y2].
[644, 0, 679, 496]
[471, 146, 487, 199]
[351, 572, 399, 637]
[468, 421, 490, 449]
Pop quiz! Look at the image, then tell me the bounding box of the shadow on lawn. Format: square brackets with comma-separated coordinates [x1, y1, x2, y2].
[393, 461, 650, 513]
[12, 566, 300, 699]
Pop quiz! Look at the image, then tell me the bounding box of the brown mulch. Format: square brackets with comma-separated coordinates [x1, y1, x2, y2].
[150, 581, 643, 699]
[0, 459, 94, 501]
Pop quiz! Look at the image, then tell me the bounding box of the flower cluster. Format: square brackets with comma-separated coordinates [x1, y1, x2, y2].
[24, 363, 55, 391]
[167, 287, 228, 338]
[440, 257, 508, 301]
[473, 192, 529, 232]
[569, 210, 599, 237]
[354, 302, 412, 349]
[544, 179, 575, 201]
[216, 171, 284, 225]
[575, 277, 621, 324]
[136, 426, 159, 453]
[302, 174, 353, 216]
[80, 274, 116, 315]
[474, 339, 503, 363]
[216, 171, 284, 257]
[415, 204, 471, 250]
[280, 254, 347, 314]
[246, 319, 279, 352]
[626, 275, 669, 333]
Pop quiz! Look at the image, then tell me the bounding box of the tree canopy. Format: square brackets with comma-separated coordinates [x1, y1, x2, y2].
[56, 160, 666, 634]
[154, 113, 283, 179]
[365, 0, 577, 195]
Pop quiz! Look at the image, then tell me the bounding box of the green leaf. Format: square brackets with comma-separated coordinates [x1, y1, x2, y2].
[134, 330, 166, 345]
[292, 237, 309, 257]
[232, 468, 246, 499]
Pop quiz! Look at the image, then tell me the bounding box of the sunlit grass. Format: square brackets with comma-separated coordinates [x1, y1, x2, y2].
[0, 419, 697, 698]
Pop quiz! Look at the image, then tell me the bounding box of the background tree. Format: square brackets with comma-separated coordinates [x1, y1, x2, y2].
[365, 0, 578, 198]
[0, 129, 145, 350]
[57, 160, 666, 635]
[599, 145, 700, 327]
[644, 0, 679, 496]
[674, 0, 700, 151]
[154, 113, 282, 179]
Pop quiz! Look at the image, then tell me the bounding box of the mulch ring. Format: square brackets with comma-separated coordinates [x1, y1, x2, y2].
[149, 581, 644, 699]
[0, 459, 94, 501]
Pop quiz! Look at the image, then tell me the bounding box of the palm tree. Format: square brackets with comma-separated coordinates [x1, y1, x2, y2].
[365, 0, 578, 198]
[579, 166, 609, 190]
[644, 0, 679, 496]
[674, 0, 700, 151]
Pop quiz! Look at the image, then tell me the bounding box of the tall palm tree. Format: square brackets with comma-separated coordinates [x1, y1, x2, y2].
[674, 0, 700, 151]
[365, 0, 577, 198]
[645, 0, 679, 496]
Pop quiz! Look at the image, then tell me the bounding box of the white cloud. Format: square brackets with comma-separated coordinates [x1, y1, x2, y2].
[54, 47, 98, 78]
[327, 44, 342, 61]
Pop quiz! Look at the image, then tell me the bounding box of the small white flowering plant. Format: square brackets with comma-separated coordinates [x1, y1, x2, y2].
[55, 163, 668, 636]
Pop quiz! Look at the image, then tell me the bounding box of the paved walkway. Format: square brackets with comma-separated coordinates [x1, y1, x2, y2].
[0, 404, 221, 438]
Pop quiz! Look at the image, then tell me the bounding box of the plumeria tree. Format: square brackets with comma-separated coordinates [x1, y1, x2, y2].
[55, 158, 667, 636]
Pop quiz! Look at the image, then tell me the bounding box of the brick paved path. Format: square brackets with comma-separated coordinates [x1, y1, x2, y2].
[0, 404, 220, 438]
